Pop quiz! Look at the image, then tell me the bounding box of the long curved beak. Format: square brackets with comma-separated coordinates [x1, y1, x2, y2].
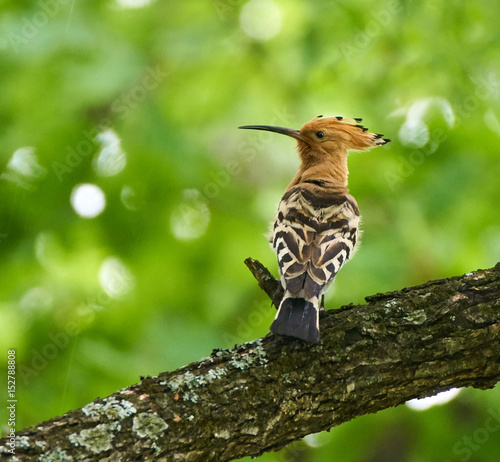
[238, 125, 304, 141]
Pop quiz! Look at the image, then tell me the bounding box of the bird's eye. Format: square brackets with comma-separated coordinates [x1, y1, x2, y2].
[316, 131, 324, 139]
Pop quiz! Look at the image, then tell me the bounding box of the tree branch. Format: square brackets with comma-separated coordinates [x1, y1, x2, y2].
[3, 263, 500, 461]
[244, 257, 283, 308]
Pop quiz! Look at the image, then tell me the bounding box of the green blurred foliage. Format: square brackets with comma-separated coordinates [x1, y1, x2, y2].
[0, 0, 499, 460]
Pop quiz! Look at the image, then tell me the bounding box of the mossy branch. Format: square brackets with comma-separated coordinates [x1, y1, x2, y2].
[2, 263, 500, 461]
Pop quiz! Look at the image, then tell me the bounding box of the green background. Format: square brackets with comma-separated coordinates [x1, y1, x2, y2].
[1, 0, 499, 460]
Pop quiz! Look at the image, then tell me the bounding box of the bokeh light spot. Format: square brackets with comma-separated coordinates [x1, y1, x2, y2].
[398, 97, 455, 148]
[19, 287, 53, 314]
[3, 147, 47, 188]
[115, 0, 154, 9]
[99, 257, 136, 299]
[121, 185, 138, 211]
[35, 232, 64, 270]
[406, 388, 461, 411]
[398, 119, 429, 148]
[170, 189, 210, 241]
[240, 0, 282, 41]
[94, 129, 127, 177]
[7, 147, 46, 178]
[70, 183, 106, 219]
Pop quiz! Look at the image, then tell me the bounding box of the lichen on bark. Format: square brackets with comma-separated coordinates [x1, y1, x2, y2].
[1, 263, 499, 461]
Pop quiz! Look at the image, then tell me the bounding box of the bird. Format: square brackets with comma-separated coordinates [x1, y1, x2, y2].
[239, 115, 390, 344]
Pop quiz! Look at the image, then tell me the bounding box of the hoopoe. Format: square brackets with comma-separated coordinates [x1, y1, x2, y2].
[240, 116, 390, 344]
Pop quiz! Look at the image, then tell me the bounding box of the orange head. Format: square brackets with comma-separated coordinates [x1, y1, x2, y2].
[239, 115, 390, 184]
[239, 115, 390, 155]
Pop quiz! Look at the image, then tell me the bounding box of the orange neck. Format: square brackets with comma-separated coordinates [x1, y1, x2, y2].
[291, 143, 349, 187]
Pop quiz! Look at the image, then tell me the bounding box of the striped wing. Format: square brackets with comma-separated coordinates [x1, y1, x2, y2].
[272, 184, 360, 300]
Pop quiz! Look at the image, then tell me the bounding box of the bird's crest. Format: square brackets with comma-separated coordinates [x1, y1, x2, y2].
[239, 114, 390, 184]
[299, 115, 390, 152]
[239, 115, 390, 153]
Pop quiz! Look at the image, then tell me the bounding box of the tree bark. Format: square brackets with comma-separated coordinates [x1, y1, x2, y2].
[2, 263, 500, 461]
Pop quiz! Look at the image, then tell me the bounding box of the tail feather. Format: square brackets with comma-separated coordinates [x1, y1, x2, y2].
[270, 298, 319, 344]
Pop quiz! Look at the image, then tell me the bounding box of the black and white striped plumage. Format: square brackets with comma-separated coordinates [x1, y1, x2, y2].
[271, 180, 360, 343]
[240, 116, 390, 343]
